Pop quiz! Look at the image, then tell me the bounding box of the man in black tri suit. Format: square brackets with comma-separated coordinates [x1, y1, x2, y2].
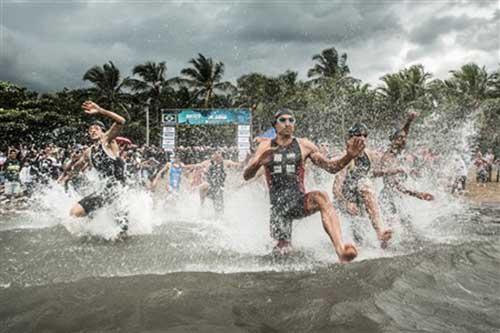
[196, 150, 241, 215]
[66, 101, 127, 232]
[243, 109, 365, 263]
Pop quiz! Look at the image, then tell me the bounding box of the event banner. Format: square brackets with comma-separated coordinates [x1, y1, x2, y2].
[174, 109, 251, 125]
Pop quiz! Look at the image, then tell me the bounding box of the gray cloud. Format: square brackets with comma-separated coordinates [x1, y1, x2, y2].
[0, 0, 498, 92]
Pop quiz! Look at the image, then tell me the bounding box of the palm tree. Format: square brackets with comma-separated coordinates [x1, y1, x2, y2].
[400, 64, 432, 101]
[307, 47, 350, 82]
[128, 61, 176, 125]
[82, 61, 131, 112]
[378, 64, 432, 107]
[378, 73, 405, 104]
[445, 63, 491, 101]
[179, 53, 235, 108]
[486, 65, 500, 99]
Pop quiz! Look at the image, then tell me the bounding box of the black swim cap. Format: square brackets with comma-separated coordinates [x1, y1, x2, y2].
[89, 120, 106, 130]
[272, 108, 294, 126]
[389, 128, 403, 141]
[347, 123, 369, 137]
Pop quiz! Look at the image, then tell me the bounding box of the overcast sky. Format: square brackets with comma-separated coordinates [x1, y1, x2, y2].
[1, 0, 498, 92]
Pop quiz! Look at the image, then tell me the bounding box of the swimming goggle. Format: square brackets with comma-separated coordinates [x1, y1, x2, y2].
[277, 116, 296, 124]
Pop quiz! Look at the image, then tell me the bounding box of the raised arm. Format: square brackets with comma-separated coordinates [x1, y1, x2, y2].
[308, 137, 365, 174]
[150, 162, 170, 191]
[82, 101, 126, 142]
[401, 111, 417, 136]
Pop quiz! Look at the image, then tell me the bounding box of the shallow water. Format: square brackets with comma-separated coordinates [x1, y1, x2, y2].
[0, 180, 499, 332]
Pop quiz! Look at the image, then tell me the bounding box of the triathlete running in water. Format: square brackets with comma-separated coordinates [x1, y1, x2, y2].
[379, 112, 434, 225]
[191, 151, 241, 215]
[332, 123, 397, 248]
[151, 157, 185, 196]
[65, 101, 128, 233]
[243, 108, 365, 262]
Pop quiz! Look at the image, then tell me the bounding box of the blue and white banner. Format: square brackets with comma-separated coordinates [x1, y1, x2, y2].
[173, 109, 251, 125]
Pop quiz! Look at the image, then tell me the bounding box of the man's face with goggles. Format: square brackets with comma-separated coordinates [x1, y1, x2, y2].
[275, 115, 295, 136]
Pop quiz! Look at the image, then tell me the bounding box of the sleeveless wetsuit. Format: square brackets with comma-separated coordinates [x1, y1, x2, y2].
[206, 160, 226, 213]
[78, 143, 125, 214]
[264, 138, 306, 241]
[169, 163, 183, 192]
[341, 152, 371, 210]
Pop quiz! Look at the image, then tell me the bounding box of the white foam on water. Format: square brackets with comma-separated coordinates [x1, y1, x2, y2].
[1, 108, 480, 272]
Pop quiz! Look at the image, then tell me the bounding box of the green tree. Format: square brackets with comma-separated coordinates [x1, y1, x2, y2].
[128, 61, 177, 123]
[82, 61, 131, 113]
[179, 53, 235, 108]
[445, 63, 491, 102]
[307, 46, 350, 83]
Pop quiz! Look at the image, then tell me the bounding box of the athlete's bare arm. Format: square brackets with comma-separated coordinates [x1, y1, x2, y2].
[243, 139, 273, 181]
[387, 175, 434, 201]
[82, 101, 126, 143]
[305, 137, 365, 174]
[332, 168, 348, 203]
[150, 162, 170, 191]
[401, 111, 417, 136]
[59, 148, 90, 181]
[223, 160, 242, 169]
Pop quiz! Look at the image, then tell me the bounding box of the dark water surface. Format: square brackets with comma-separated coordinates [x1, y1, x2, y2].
[1, 205, 499, 332]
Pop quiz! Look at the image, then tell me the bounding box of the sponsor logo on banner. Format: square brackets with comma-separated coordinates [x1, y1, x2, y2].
[238, 137, 250, 144]
[163, 113, 177, 125]
[164, 132, 176, 139]
[163, 127, 176, 133]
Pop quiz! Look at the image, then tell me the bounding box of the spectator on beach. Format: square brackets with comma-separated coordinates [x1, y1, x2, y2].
[3, 148, 23, 201]
[484, 148, 495, 182]
[474, 152, 488, 187]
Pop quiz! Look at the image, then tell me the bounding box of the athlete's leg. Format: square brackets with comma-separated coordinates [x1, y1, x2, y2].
[213, 191, 224, 215]
[269, 207, 293, 255]
[304, 191, 357, 263]
[69, 203, 87, 217]
[199, 182, 209, 204]
[72, 192, 106, 218]
[359, 183, 392, 246]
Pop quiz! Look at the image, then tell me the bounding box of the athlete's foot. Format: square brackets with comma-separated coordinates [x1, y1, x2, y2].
[338, 244, 357, 263]
[273, 240, 292, 256]
[378, 229, 393, 249]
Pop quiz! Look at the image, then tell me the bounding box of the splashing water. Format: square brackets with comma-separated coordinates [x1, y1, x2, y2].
[0, 107, 487, 289]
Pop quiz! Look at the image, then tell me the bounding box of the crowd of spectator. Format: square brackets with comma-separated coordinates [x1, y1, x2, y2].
[474, 148, 499, 186]
[0, 142, 240, 206]
[0, 140, 496, 208]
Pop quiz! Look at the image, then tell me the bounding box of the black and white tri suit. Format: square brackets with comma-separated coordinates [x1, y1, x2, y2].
[78, 143, 125, 215]
[206, 160, 226, 213]
[264, 138, 307, 242]
[341, 152, 372, 212]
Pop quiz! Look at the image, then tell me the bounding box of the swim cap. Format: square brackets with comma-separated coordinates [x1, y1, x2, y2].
[272, 108, 295, 126]
[389, 128, 402, 141]
[347, 123, 369, 137]
[89, 120, 106, 130]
